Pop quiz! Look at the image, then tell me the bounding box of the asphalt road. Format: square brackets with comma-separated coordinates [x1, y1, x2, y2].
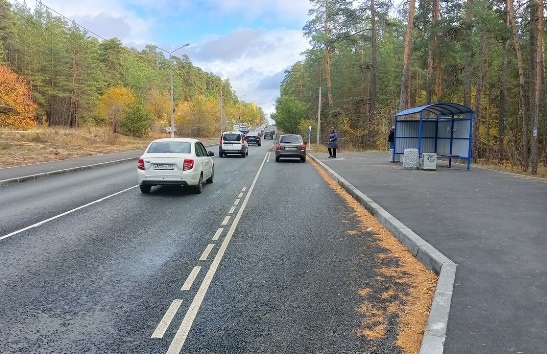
[0, 142, 408, 353]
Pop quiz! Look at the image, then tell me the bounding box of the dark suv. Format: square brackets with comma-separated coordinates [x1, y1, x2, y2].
[263, 129, 275, 139]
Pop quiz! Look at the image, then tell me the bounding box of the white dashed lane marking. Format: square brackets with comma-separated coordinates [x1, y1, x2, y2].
[212, 228, 223, 241]
[151, 299, 183, 339]
[199, 244, 215, 261]
[181, 266, 201, 291]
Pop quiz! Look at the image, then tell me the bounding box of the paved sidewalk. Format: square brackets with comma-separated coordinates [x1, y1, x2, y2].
[1, 150, 546, 353]
[311, 152, 547, 354]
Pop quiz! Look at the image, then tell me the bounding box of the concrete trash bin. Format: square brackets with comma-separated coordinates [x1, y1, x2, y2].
[403, 148, 419, 169]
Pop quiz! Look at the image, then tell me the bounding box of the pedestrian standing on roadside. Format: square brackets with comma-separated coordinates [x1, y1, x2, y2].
[328, 126, 338, 158]
[388, 125, 395, 150]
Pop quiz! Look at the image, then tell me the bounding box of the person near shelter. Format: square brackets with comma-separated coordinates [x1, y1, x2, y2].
[328, 126, 338, 158]
[388, 125, 395, 150]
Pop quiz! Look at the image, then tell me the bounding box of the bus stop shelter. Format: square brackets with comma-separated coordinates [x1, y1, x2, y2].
[391, 102, 474, 170]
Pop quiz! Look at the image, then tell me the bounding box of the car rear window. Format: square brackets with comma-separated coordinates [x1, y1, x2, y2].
[148, 141, 191, 153]
[280, 135, 302, 144]
[223, 133, 242, 141]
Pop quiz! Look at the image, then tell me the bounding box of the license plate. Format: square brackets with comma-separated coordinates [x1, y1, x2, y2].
[153, 164, 174, 170]
[286, 147, 297, 150]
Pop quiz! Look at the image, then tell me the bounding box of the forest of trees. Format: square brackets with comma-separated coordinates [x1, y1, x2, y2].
[1, 0, 546, 174]
[273, 0, 546, 174]
[0, 0, 264, 138]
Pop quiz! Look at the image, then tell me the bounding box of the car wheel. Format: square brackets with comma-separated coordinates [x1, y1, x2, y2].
[301, 156, 306, 162]
[219, 152, 224, 158]
[194, 174, 203, 194]
[258, 143, 261, 146]
[206, 167, 214, 183]
[275, 156, 280, 162]
[140, 185, 151, 193]
[246, 150, 249, 156]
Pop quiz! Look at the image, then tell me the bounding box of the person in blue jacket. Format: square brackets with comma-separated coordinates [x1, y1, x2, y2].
[328, 126, 338, 158]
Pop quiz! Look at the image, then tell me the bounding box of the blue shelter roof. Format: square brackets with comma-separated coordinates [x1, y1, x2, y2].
[395, 102, 473, 117]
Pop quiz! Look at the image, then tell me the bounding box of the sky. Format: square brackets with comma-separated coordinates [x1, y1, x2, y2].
[9, 0, 313, 117]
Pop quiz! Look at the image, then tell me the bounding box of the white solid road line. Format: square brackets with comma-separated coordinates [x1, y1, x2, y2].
[181, 266, 202, 291]
[151, 299, 183, 339]
[166, 154, 268, 354]
[0, 186, 137, 242]
[199, 244, 215, 261]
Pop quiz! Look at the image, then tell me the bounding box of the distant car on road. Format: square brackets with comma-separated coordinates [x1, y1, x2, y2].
[245, 131, 262, 146]
[219, 131, 249, 158]
[275, 134, 306, 162]
[263, 129, 275, 139]
[137, 138, 214, 194]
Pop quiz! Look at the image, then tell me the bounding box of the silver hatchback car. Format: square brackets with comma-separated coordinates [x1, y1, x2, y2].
[275, 134, 307, 162]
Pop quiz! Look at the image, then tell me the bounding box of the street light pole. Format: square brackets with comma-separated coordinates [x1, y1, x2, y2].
[169, 43, 190, 138]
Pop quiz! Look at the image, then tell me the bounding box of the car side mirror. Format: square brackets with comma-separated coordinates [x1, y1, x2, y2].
[304, 142, 307, 145]
[207, 151, 215, 156]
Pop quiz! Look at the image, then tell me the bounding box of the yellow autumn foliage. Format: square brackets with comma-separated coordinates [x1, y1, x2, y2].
[97, 86, 136, 132]
[0, 65, 38, 130]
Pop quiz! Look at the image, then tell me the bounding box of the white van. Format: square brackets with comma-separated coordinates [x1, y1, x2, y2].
[219, 131, 249, 158]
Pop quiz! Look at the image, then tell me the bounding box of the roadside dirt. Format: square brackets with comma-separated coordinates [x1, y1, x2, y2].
[0, 127, 153, 168]
[310, 158, 438, 353]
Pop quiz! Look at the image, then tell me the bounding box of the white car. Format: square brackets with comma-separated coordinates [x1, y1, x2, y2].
[137, 138, 214, 194]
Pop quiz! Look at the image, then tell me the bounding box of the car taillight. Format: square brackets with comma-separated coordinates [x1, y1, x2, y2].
[241, 138, 245, 144]
[301, 144, 306, 151]
[275, 143, 281, 151]
[138, 158, 145, 170]
[183, 158, 194, 171]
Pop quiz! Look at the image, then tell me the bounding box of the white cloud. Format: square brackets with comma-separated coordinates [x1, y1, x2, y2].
[203, 0, 310, 24]
[190, 28, 309, 114]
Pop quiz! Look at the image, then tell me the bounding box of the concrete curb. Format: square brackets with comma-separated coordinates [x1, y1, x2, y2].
[309, 153, 456, 354]
[0, 158, 136, 187]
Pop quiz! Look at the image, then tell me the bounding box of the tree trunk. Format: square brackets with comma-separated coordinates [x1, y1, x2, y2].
[543, 59, 547, 167]
[463, 0, 473, 108]
[507, 0, 529, 171]
[426, 39, 433, 104]
[360, 45, 370, 148]
[530, 0, 542, 174]
[432, 0, 442, 100]
[498, 36, 509, 163]
[473, 31, 487, 162]
[324, 0, 333, 107]
[369, 0, 377, 117]
[399, 0, 416, 111]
